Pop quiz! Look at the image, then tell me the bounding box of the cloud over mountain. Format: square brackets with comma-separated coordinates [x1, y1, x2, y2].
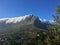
[0, 14, 54, 24]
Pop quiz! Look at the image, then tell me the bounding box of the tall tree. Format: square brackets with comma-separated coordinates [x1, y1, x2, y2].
[55, 5, 60, 24]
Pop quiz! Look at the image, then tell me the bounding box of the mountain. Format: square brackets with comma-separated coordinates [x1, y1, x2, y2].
[0, 14, 54, 33]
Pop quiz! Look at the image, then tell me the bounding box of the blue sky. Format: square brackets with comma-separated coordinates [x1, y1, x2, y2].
[0, 0, 60, 20]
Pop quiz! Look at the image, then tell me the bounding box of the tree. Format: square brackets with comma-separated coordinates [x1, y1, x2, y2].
[54, 5, 60, 24]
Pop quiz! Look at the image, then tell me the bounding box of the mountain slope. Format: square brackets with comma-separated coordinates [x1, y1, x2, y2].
[0, 14, 54, 33]
[0, 14, 41, 32]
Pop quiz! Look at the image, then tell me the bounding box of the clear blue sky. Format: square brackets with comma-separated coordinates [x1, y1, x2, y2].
[0, 0, 60, 20]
